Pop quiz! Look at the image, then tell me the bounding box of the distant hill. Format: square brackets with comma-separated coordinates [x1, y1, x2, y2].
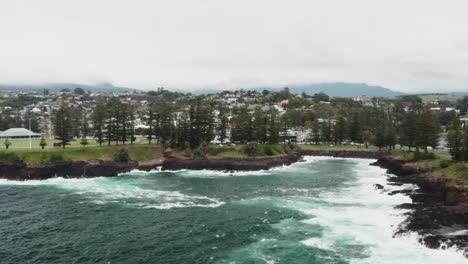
[191, 83, 406, 97]
[0, 82, 140, 93]
[450, 92, 468, 96]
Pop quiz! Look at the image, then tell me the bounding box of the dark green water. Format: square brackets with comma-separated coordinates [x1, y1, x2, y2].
[0, 157, 464, 263]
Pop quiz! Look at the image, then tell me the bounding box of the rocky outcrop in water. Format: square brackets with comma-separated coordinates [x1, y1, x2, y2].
[161, 150, 386, 171]
[373, 157, 468, 256]
[161, 154, 302, 171]
[297, 150, 386, 159]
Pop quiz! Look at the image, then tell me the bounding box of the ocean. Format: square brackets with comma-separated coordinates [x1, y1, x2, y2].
[0, 157, 465, 263]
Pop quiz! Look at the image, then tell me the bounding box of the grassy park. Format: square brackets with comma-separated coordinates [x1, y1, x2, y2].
[0, 139, 465, 187]
[0, 138, 100, 149]
[0, 144, 162, 164]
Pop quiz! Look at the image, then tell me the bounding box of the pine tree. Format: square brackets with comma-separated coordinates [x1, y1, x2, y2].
[311, 120, 321, 144]
[252, 106, 268, 143]
[448, 117, 463, 161]
[92, 104, 106, 146]
[348, 112, 363, 143]
[39, 137, 47, 149]
[4, 139, 11, 149]
[462, 124, 468, 161]
[415, 109, 439, 150]
[268, 108, 281, 144]
[217, 106, 228, 143]
[53, 105, 75, 148]
[333, 116, 347, 144]
[374, 126, 386, 151]
[401, 111, 418, 151]
[385, 126, 397, 150]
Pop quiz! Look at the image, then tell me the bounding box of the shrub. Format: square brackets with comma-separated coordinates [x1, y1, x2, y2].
[0, 152, 20, 161]
[245, 142, 263, 156]
[193, 147, 206, 158]
[208, 147, 236, 156]
[264, 145, 274, 156]
[80, 138, 89, 147]
[440, 159, 453, 168]
[114, 148, 130, 163]
[283, 144, 292, 154]
[288, 142, 297, 150]
[413, 149, 437, 161]
[39, 138, 47, 149]
[49, 153, 64, 162]
[4, 140, 11, 149]
[183, 141, 190, 150]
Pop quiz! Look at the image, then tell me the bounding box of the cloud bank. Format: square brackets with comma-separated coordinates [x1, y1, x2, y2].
[1, 0, 468, 92]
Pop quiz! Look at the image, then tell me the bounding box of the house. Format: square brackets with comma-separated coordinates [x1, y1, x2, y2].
[0, 128, 41, 139]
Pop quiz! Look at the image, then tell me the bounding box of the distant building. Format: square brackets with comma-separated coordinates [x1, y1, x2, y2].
[0, 128, 41, 139]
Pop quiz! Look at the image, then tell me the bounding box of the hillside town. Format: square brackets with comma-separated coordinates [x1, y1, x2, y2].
[0, 87, 466, 146]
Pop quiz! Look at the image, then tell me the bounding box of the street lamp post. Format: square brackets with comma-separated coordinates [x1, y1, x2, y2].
[29, 118, 32, 149]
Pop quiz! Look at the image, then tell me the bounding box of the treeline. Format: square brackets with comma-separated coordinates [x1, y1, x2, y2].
[51, 95, 443, 153]
[447, 117, 468, 161]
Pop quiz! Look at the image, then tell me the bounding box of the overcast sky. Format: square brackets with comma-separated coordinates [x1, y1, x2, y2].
[1, 0, 468, 92]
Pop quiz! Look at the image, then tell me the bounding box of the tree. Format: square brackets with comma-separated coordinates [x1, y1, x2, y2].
[53, 105, 77, 148]
[362, 130, 372, 148]
[144, 103, 158, 144]
[92, 104, 107, 146]
[80, 137, 89, 147]
[24, 111, 40, 133]
[320, 120, 333, 144]
[310, 120, 321, 144]
[414, 109, 439, 149]
[385, 127, 397, 150]
[217, 106, 229, 143]
[333, 116, 347, 144]
[252, 106, 268, 143]
[231, 106, 252, 143]
[463, 124, 468, 161]
[373, 127, 386, 151]
[4, 139, 11, 149]
[448, 117, 463, 161]
[348, 112, 363, 143]
[73, 87, 86, 95]
[268, 108, 281, 144]
[312, 92, 330, 103]
[39, 138, 47, 149]
[401, 111, 418, 151]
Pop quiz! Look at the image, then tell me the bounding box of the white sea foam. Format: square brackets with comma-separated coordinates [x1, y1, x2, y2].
[299, 159, 467, 263]
[232, 158, 467, 263]
[156, 156, 334, 179]
[0, 176, 224, 209]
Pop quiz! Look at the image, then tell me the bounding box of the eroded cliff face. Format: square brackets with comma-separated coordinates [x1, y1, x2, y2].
[0, 160, 139, 180]
[0, 150, 386, 180]
[373, 157, 468, 255]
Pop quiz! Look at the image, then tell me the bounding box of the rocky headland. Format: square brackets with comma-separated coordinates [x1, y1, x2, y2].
[373, 157, 468, 256]
[0, 150, 385, 180]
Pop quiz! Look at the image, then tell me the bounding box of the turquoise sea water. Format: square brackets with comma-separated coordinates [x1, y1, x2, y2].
[0, 157, 465, 263]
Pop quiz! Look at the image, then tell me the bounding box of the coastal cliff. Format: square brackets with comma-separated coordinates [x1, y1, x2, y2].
[0, 150, 385, 180]
[373, 157, 468, 255]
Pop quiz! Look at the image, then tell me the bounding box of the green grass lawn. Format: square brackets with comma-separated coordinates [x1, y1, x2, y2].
[0, 145, 162, 164]
[390, 149, 468, 188]
[0, 137, 144, 149]
[419, 95, 462, 104]
[298, 144, 379, 151]
[0, 139, 99, 149]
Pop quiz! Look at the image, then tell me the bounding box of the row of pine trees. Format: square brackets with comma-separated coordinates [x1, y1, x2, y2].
[52, 97, 442, 152]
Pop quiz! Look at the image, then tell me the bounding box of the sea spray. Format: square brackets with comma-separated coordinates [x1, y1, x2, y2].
[0, 157, 466, 263]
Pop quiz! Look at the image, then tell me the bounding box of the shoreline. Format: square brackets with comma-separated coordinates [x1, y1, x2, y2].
[0, 150, 386, 180]
[373, 157, 468, 256]
[1, 149, 466, 255]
